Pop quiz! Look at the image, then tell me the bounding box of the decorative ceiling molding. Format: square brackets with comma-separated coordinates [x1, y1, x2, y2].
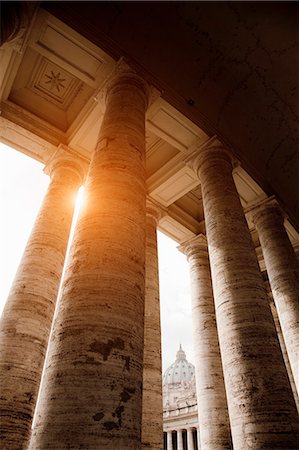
[146, 98, 209, 154]
[28, 9, 115, 88]
[158, 215, 196, 244]
[0, 116, 56, 163]
[147, 153, 186, 192]
[284, 221, 298, 244]
[2, 7, 298, 247]
[68, 102, 105, 159]
[0, 46, 24, 101]
[167, 204, 203, 236]
[149, 165, 200, 207]
[1, 100, 66, 146]
[233, 166, 267, 209]
[28, 56, 83, 110]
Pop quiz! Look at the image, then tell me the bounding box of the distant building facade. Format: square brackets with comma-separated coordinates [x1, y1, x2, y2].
[163, 346, 199, 450]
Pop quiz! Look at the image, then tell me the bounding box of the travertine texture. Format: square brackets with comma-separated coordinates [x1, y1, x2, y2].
[141, 200, 163, 450]
[269, 295, 299, 413]
[252, 201, 299, 395]
[0, 157, 84, 450]
[181, 235, 231, 450]
[29, 67, 148, 449]
[192, 146, 299, 449]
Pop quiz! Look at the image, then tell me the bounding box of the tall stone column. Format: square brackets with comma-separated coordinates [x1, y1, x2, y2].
[177, 429, 183, 450]
[189, 146, 299, 448]
[167, 431, 173, 450]
[29, 65, 148, 450]
[187, 428, 194, 450]
[268, 295, 299, 413]
[0, 149, 86, 450]
[179, 234, 231, 450]
[141, 200, 163, 450]
[250, 198, 299, 395]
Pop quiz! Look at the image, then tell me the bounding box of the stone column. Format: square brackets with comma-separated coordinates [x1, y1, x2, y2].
[167, 431, 173, 450]
[141, 200, 163, 450]
[179, 234, 231, 450]
[268, 295, 299, 413]
[197, 427, 201, 450]
[189, 146, 299, 449]
[0, 149, 86, 450]
[250, 198, 299, 395]
[177, 429, 183, 450]
[29, 65, 148, 450]
[187, 428, 194, 450]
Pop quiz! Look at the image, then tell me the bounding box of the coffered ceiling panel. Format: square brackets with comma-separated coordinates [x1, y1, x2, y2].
[233, 167, 267, 209]
[9, 47, 93, 131]
[146, 132, 180, 179]
[69, 101, 105, 158]
[149, 165, 200, 207]
[2, 9, 115, 136]
[147, 98, 209, 154]
[1, 6, 298, 247]
[174, 188, 203, 224]
[28, 9, 115, 87]
[158, 215, 196, 244]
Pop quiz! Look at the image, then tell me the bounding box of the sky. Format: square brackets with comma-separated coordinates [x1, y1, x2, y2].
[0, 142, 194, 372]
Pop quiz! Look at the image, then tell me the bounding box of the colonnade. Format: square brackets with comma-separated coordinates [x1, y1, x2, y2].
[165, 428, 198, 450]
[0, 64, 299, 449]
[0, 150, 87, 449]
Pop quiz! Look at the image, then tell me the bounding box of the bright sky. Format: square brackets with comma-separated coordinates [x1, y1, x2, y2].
[0, 142, 194, 372]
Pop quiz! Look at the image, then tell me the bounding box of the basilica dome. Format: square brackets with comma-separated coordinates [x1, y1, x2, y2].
[163, 345, 195, 386]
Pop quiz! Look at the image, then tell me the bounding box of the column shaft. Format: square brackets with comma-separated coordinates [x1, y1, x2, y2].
[0, 161, 82, 449]
[197, 427, 201, 450]
[182, 235, 231, 450]
[187, 428, 194, 450]
[269, 298, 299, 413]
[252, 202, 299, 394]
[141, 202, 163, 450]
[177, 430, 183, 450]
[29, 68, 148, 449]
[167, 431, 173, 450]
[193, 147, 299, 448]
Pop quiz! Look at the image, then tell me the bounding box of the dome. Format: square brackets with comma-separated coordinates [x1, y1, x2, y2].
[163, 345, 195, 386]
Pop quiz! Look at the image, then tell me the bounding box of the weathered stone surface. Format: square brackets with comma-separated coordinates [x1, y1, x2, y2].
[0, 156, 84, 450]
[29, 66, 148, 449]
[191, 146, 299, 449]
[141, 200, 163, 450]
[251, 199, 299, 396]
[180, 234, 231, 450]
[268, 294, 299, 413]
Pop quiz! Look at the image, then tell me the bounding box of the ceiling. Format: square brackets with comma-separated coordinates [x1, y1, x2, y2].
[41, 1, 299, 232]
[0, 4, 298, 257]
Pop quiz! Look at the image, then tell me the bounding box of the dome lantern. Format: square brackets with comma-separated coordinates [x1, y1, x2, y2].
[176, 343, 186, 361]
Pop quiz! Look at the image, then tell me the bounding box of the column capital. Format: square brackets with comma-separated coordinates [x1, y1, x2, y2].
[146, 198, 167, 224]
[178, 233, 207, 261]
[186, 144, 236, 177]
[44, 145, 89, 184]
[247, 196, 285, 226]
[93, 59, 160, 110]
[105, 59, 150, 109]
